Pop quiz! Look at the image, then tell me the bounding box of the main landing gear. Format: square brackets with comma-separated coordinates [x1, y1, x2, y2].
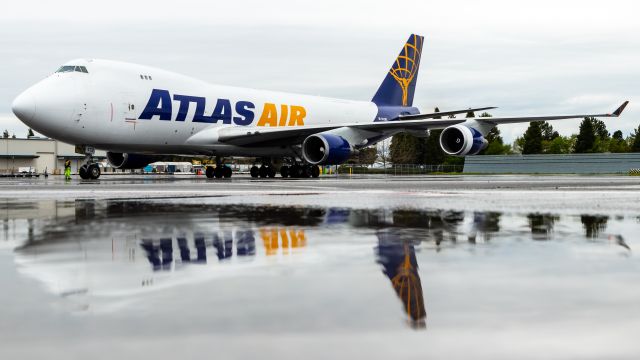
[205, 165, 233, 179]
[79, 154, 101, 180]
[250, 164, 320, 179]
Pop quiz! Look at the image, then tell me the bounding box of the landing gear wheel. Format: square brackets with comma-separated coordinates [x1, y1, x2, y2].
[267, 166, 276, 178]
[205, 166, 215, 179]
[250, 166, 259, 178]
[280, 165, 289, 178]
[259, 165, 268, 178]
[222, 166, 232, 178]
[88, 164, 101, 179]
[79, 165, 90, 179]
[301, 165, 311, 178]
[214, 166, 224, 178]
[290, 164, 301, 178]
[311, 165, 320, 178]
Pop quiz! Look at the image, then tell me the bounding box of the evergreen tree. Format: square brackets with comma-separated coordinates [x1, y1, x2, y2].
[574, 117, 596, 153]
[390, 133, 420, 164]
[2, 130, 8, 138]
[27, 128, 34, 137]
[417, 107, 446, 165]
[631, 125, 640, 152]
[421, 130, 446, 164]
[540, 121, 559, 141]
[522, 122, 543, 154]
[609, 130, 629, 153]
[465, 110, 475, 118]
[592, 119, 610, 140]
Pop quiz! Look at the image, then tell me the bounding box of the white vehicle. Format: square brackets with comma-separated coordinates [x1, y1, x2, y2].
[11, 34, 628, 179]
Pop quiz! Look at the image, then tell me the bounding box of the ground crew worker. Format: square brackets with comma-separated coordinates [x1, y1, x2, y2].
[64, 160, 71, 180]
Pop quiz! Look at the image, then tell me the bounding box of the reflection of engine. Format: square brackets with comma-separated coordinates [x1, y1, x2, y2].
[439, 125, 488, 156]
[106, 152, 160, 169]
[302, 133, 353, 165]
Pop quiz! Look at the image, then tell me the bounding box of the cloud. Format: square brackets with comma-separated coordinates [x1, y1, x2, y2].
[1, 0, 639, 143]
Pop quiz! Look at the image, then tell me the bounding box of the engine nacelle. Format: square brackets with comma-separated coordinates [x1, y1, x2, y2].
[106, 152, 160, 169]
[439, 125, 488, 156]
[302, 133, 353, 165]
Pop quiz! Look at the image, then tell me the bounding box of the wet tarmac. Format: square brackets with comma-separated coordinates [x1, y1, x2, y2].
[1, 175, 639, 359]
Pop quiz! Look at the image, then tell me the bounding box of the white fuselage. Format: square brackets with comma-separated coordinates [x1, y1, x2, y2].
[14, 59, 380, 157]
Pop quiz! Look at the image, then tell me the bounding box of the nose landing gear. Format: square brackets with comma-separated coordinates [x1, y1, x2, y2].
[79, 151, 101, 180]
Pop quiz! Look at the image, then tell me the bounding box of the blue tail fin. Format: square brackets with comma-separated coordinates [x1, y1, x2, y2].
[372, 34, 424, 107]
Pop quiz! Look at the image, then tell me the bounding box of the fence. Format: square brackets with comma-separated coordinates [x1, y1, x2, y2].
[336, 164, 464, 175]
[463, 153, 640, 174]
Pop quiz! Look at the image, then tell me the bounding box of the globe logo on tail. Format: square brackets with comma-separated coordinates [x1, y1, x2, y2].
[388, 35, 423, 106]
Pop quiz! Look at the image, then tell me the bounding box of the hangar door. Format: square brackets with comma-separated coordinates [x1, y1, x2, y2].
[35, 152, 55, 174]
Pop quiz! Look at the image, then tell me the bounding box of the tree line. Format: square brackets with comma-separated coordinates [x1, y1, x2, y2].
[515, 117, 640, 154]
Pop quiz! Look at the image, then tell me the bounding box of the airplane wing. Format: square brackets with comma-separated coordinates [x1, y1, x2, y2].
[476, 101, 629, 125]
[187, 102, 628, 147]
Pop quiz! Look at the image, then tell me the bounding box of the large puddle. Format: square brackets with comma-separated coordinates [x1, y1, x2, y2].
[1, 198, 639, 357]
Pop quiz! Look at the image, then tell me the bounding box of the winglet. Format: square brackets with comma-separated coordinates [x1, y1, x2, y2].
[613, 101, 629, 117]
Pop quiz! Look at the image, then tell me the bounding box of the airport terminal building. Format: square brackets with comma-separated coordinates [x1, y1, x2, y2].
[0, 137, 106, 174]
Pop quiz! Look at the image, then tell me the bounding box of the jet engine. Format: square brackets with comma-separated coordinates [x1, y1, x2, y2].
[302, 133, 353, 165]
[106, 152, 160, 169]
[439, 125, 488, 156]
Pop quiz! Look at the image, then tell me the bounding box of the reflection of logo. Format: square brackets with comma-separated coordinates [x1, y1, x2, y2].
[260, 227, 306, 256]
[390, 243, 425, 327]
[389, 35, 423, 106]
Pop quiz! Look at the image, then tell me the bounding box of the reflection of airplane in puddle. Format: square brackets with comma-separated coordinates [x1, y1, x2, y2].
[9, 200, 488, 323]
[17, 199, 600, 326]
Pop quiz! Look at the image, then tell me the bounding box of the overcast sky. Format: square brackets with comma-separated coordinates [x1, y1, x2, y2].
[1, 0, 638, 142]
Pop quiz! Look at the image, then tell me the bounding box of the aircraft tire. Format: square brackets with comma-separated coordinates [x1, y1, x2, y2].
[267, 166, 276, 178]
[214, 166, 224, 178]
[301, 165, 311, 178]
[290, 165, 301, 178]
[259, 165, 268, 178]
[222, 166, 232, 178]
[205, 166, 215, 178]
[250, 166, 259, 178]
[311, 165, 320, 178]
[78, 165, 90, 180]
[280, 166, 289, 178]
[88, 164, 101, 179]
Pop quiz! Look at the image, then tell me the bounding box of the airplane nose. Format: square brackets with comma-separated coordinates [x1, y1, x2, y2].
[11, 90, 36, 123]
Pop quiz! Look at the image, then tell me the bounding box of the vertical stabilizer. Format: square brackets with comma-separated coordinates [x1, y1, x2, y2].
[372, 34, 424, 107]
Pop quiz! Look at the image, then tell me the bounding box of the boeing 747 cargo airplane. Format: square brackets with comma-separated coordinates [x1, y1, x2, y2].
[11, 34, 628, 179]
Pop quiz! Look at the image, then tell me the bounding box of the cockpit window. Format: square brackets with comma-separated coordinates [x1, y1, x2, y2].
[56, 65, 75, 73]
[56, 65, 89, 73]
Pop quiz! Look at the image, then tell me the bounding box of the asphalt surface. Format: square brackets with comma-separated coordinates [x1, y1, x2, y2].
[1, 174, 639, 359]
[0, 174, 639, 214]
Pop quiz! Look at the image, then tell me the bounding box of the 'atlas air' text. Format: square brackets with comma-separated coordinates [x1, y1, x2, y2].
[138, 89, 306, 126]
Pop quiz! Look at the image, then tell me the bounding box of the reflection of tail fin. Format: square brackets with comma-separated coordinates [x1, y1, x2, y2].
[372, 34, 424, 107]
